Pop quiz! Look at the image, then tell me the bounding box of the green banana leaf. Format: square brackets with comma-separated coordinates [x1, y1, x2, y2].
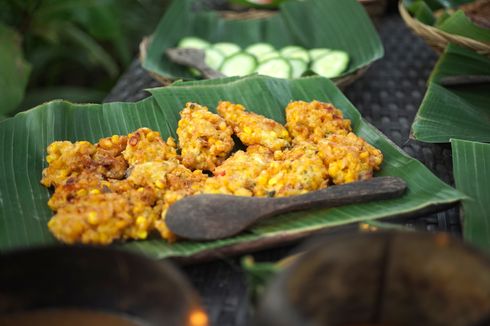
[0, 23, 31, 118]
[451, 139, 490, 252]
[0, 75, 463, 259]
[411, 44, 490, 143]
[437, 10, 490, 44]
[403, 0, 490, 43]
[142, 0, 383, 82]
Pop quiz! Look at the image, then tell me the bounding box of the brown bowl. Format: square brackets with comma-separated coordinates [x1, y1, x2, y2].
[0, 246, 207, 326]
[256, 231, 490, 326]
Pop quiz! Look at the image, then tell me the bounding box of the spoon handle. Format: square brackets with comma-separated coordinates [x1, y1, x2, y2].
[260, 176, 406, 218]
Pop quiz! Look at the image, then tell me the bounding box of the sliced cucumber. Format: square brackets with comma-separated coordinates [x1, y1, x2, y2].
[220, 52, 257, 77]
[205, 48, 225, 71]
[255, 57, 292, 79]
[311, 50, 349, 78]
[213, 42, 241, 57]
[288, 58, 308, 78]
[256, 51, 280, 62]
[308, 48, 331, 61]
[178, 37, 210, 50]
[245, 43, 276, 58]
[280, 46, 310, 63]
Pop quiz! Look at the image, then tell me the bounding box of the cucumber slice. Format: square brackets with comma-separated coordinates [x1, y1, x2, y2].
[205, 48, 225, 71]
[257, 51, 280, 62]
[288, 58, 308, 78]
[213, 42, 241, 57]
[311, 50, 349, 78]
[255, 57, 292, 79]
[220, 52, 257, 77]
[245, 43, 276, 57]
[178, 37, 210, 50]
[280, 46, 310, 62]
[308, 48, 331, 61]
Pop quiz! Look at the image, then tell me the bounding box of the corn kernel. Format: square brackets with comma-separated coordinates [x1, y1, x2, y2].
[87, 211, 98, 225]
[89, 189, 100, 195]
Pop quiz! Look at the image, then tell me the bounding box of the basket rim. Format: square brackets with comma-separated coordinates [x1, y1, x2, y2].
[398, 0, 490, 57]
[138, 36, 370, 88]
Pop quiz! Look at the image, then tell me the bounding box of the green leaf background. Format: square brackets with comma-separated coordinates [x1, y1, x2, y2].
[142, 0, 383, 81]
[0, 23, 31, 118]
[452, 139, 490, 252]
[0, 76, 463, 259]
[411, 44, 490, 143]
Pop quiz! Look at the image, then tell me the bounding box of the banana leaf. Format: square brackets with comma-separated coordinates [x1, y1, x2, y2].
[403, 0, 490, 43]
[0, 75, 463, 259]
[142, 0, 383, 82]
[451, 138, 490, 252]
[411, 44, 490, 143]
[437, 10, 490, 44]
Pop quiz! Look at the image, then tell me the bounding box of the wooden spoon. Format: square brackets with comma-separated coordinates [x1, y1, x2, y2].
[166, 48, 225, 79]
[165, 176, 407, 241]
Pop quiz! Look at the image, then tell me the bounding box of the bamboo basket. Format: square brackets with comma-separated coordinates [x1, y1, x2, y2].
[399, 0, 490, 57]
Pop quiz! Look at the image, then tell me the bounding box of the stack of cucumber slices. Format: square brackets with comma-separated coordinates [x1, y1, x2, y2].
[177, 37, 349, 79]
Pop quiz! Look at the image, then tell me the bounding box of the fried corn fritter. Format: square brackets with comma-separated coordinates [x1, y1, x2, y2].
[317, 132, 383, 184]
[42, 100, 383, 245]
[217, 101, 291, 151]
[255, 142, 328, 197]
[123, 128, 177, 165]
[285, 100, 351, 144]
[177, 102, 234, 171]
[203, 145, 274, 196]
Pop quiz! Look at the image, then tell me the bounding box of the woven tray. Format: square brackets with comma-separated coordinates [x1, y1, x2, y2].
[399, 0, 490, 56]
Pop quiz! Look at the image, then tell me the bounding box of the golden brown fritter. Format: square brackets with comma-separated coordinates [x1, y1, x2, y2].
[123, 128, 177, 165]
[93, 135, 128, 179]
[203, 145, 274, 196]
[42, 100, 384, 246]
[285, 100, 351, 144]
[177, 102, 234, 171]
[255, 142, 328, 197]
[317, 132, 383, 184]
[217, 101, 290, 151]
[41, 141, 96, 187]
[47, 185, 159, 245]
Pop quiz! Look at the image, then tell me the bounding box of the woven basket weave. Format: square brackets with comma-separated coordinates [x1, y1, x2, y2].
[399, 0, 490, 57]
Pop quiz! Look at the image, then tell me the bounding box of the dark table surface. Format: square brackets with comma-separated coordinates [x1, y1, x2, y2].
[104, 8, 462, 326]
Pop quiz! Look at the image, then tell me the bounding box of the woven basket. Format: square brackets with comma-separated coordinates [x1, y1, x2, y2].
[399, 0, 490, 57]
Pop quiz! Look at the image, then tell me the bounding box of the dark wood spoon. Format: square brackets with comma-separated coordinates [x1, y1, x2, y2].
[165, 48, 225, 79]
[166, 176, 407, 241]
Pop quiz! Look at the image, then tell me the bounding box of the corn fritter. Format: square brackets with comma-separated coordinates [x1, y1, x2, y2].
[217, 101, 291, 151]
[177, 102, 234, 171]
[42, 100, 383, 245]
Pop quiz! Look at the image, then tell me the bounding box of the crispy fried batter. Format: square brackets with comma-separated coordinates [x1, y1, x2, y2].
[255, 142, 328, 197]
[203, 145, 274, 196]
[217, 101, 290, 151]
[123, 128, 177, 165]
[177, 102, 234, 171]
[285, 100, 351, 144]
[41, 141, 96, 187]
[317, 132, 383, 184]
[93, 135, 128, 179]
[42, 100, 384, 246]
[47, 185, 159, 245]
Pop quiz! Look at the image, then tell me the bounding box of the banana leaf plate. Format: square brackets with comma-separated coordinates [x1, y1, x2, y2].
[0, 75, 463, 261]
[411, 44, 490, 143]
[140, 0, 383, 88]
